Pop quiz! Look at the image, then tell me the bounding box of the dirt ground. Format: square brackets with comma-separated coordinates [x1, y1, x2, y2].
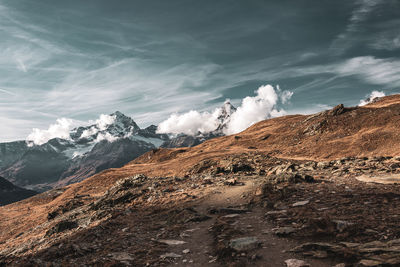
[3, 156, 400, 266]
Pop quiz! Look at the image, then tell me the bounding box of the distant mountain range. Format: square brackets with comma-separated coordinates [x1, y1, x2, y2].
[0, 103, 236, 201]
[0, 176, 36, 206]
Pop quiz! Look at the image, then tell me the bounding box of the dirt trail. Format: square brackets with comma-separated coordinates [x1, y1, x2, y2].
[165, 179, 338, 266]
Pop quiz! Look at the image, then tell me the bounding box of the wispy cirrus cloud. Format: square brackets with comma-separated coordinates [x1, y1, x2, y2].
[1, 0, 400, 142]
[0, 1, 224, 140]
[330, 0, 383, 54]
[0, 87, 17, 96]
[335, 56, 400, 87]
[368, 20, 400, 51]
[271, 55, 400, 89]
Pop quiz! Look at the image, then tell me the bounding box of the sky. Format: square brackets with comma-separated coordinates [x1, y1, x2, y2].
[1, 0, 400, 141]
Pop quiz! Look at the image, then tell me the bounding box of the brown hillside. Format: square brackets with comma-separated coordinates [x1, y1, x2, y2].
[131, 94, 400, 172]
[2, 94, 400, 266]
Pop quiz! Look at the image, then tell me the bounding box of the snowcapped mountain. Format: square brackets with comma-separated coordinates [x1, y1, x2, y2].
[69, 111, 140, 144]
[0, 111, 169, 192]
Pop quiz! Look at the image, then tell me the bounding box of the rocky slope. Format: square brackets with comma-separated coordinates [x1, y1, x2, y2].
[0, 176, 37, 206]
[2, 95, 400, 266]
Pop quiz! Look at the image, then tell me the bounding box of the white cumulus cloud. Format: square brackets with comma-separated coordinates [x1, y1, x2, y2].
[80, 114, 116, 139]
[26, 114, 117, 145]
[95, 132, 119, 143]
[224, 85, 288, 135]
[93, 114, 116, 130]
[358, 90, 385, 106]
[157, 110, 221, 136]
[26, 118, 76, 146]
[157, 84, 292, 136]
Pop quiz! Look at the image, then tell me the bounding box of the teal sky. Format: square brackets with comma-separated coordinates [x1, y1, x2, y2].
[1, 0, 400, 141]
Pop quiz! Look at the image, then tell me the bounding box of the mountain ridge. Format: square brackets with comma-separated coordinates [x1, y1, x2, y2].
[0, 103, 237, 194]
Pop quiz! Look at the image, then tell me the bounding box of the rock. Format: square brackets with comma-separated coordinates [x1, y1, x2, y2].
[303, 250, 328, 258]
[333, 264, 346, 267]
[47, 211, 58, 221]
[292, 240, 400, 266]
[202, 178, 213, 185]
[160, 253, 182, 258]
[158, 239, 187, 245]
[271, 163, 296, 175]
[329, 104, 345, 116]
[225, 179, 237, 185]
[186, 214, 212, 223]
[110, 252, 134, 261]
[284, 259, 310, 267]
[45, 220, 78, 237]
[358, 259, 383, 266]
[292, 200, 309, 207]
[303, 119, 327, 135]
[389, 163, 400, 169]
[272, 227, 297, 236]
[209, 257, 217, 263]
[229, 237, 259, 251]
[291, 242, 344, 255]
[332, 220, 354, 233]
[91, 175, 148, 210]
[209, 207, 249, 214]
[268, 173, 314, 184]
[355, 175, 400, 184]
[222, 214, 240, 219]
[231, 163, 254, 173]
[273, 202, 288, 210]
[182, 249, 190, 254]
[317, 162, 329, 169]
[265, 210, 287, 216]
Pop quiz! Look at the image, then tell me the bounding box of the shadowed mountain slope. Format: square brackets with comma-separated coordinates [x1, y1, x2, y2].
[0, 176, 37, 206]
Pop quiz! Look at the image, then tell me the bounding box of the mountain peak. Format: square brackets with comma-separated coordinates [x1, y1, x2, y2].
[215, 100, 237, 131]
[69, 112, 140, 143]
[108, 111, 140, 133]
[221, 100, 237, 117]
[111, 111, 127, 118]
